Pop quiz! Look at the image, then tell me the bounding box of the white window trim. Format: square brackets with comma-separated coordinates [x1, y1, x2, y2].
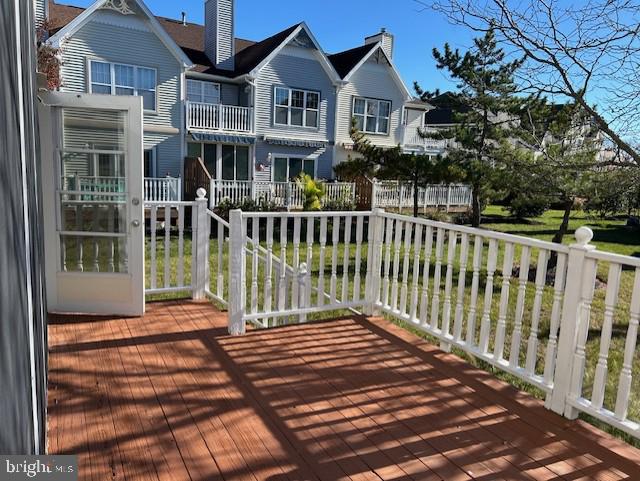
[353, 97, 391, 135]
[88, 59, 158, 113]
[186, 78, 221, 105]
[271, 155, 317, 182]
[273, 86, 320, 129]
[221, 144, 251, 181]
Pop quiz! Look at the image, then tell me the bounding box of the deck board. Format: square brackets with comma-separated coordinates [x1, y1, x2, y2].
[48, 301, 640, 481]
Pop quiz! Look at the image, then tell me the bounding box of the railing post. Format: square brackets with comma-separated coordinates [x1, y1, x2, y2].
[298, 262, 308, 323]
[228, 209, 246, 335]
[548, 227, 595, 416]
[365, 208, 385, 316]
[191, 188, 210, 300]
[371, 181, 378, 209]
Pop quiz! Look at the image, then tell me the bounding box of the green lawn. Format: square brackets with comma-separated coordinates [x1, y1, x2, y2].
[144, 206, 640, 446]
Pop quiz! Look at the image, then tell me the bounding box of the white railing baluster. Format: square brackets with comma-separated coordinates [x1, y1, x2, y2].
[278, 217, 288, 312]
[479, 239, 498, 354]
[466, 236, 483, 346]
[615, 268, 640, 421]
[419, 225, 433, 326]
[251, 217, 260, 318]
[441, 231, 458, 346]
[509, 245, 531, 368]
[150, 205, 157, 290]
[494, 242, 514, 361]
[399, 221, 413, 315]
[292, 217, 302, 314]
[217, 221, 224, 299]
[525, 250, 550, 375]
[543, 253, 567, 390]
[382, 217, 394, 309]
[430, 229, 445, 330]
[353, 216, 364, 302]
[409, 224, 423, 321]
[264, 218, 274, 324]
[330, 216, 340, 304]
[318, 217, 327, 306]
[453, 233, 469, 342]
[342, 216, 352, 302]
[177, 205, 185, 287]
[390, 219, 403, 312]
[591, 263, 622, 409]
[306, 217, 314, 308]
[164, 206, 171, 288]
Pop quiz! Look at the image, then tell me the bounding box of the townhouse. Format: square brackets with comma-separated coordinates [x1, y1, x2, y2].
[38, 0, 439, 198]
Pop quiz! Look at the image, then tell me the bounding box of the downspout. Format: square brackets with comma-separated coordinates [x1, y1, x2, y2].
[244, 75, 257, 181]
[332, 81, 347, 180]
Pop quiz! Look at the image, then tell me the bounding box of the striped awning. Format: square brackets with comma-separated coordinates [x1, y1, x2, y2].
[189, 131, 256, 145]
[263, 136, 328, 148]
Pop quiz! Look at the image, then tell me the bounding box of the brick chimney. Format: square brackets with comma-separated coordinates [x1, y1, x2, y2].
[204, 0, 235, 71]
[365, 28, 394, 60]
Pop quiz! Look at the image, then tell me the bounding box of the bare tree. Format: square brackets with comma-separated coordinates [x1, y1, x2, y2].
[419, 0, 640, 167]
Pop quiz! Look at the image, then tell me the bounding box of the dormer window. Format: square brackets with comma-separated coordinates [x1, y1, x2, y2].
[274, 87, 320, 128]
[187, 79, 221, 105]
[353, 97, 391, 135]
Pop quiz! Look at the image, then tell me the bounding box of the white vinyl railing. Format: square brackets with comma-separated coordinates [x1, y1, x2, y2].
[403, 127, 451, 151]
[143, 192, 640, 441]
[186, 101, 253, 133]
[209, 179, 355, 210]
[373, 181, 472, 211]
[144, 177, 181, 202]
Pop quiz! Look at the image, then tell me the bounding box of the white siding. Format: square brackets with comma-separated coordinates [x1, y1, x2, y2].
[334, 55, 408, 165]
[59, 10, 183, 176]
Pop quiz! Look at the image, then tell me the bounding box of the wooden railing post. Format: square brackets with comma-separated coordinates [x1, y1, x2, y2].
[548, 227, 596, 416]
[228, 209, 247, 335]
[365, 208, 385, 315]
[191, 188, 210, 300]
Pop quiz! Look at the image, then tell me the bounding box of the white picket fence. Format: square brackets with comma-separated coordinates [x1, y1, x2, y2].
[373, 181, 472, 211]
[209, 179, 355, 210]
[143, 191, 640, 441]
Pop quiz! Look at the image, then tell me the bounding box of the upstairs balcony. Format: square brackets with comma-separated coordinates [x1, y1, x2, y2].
[403, 127, 452, 153]
[186, 101, 254, 134]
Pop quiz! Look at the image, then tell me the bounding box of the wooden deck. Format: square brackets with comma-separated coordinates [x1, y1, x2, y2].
[48, 301, 640, 480]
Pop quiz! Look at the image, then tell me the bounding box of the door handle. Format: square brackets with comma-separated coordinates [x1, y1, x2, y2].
[132, 220, 141, 228]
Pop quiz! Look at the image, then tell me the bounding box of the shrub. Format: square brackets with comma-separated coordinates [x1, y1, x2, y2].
[213, 197, 280, 221]
[322, 199, 356, 212]
[297, 174, 324, 211]
[507, 195, 550, 219]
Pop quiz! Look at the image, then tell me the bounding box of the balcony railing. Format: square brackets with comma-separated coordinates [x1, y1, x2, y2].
[186, 101, 253, 133]
[403, 127, 451, 151]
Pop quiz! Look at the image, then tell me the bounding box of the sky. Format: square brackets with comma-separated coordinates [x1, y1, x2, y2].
[58, 0, 476, 95]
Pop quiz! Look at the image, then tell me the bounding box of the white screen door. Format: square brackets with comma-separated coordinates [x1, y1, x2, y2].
[40, 92, 144, 316]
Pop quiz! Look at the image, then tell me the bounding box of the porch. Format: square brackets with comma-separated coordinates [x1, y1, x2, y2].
[48, 300, 640, 480]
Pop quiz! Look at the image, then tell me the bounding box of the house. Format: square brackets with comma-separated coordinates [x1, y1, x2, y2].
[39, 0, 428, 198]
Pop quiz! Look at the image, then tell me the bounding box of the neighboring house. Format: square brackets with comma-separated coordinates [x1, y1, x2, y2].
[41, 0, 429, 195]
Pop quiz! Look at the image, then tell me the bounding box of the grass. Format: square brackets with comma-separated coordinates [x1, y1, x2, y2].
[143, 206, 640, 447]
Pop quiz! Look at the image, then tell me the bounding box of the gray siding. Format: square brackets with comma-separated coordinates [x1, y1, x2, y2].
[34, 0, 46, 26]
[221, 82, 240, 105]
[59, 10, 183, 175]
[205, 0, 234, 70]
[255, 45, 336, 144]
[255, 141, 332, 181]
[335, 54, 407, 156]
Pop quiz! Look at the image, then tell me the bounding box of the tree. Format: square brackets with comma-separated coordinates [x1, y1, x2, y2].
[416, 29, 523, 226]
[342, 123, 453, 217]
[504, 100, 601, 244]
[424, 0, 640, 168]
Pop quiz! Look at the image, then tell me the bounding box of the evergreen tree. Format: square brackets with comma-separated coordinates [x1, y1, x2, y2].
[417, 29, 524, 227]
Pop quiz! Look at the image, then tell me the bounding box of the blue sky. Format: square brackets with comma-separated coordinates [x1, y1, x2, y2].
[60, 0, 476, 94]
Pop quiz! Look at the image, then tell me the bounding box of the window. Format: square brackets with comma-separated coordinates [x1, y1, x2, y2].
[274, 87, 320, 128]
[187, 142, 218, 177]
[187, 79, 221, 104]
[222, 145, 249, 181]
[273, 157, 315, 182]
[353, 97, 391, 134]
[90, 60, 157, 111]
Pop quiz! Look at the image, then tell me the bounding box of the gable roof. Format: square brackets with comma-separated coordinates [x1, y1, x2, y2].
[328, 44, 377, 79]
[48, 0, 193, 67]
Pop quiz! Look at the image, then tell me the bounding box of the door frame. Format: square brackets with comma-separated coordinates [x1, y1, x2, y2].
[39, 91, 145, 316]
